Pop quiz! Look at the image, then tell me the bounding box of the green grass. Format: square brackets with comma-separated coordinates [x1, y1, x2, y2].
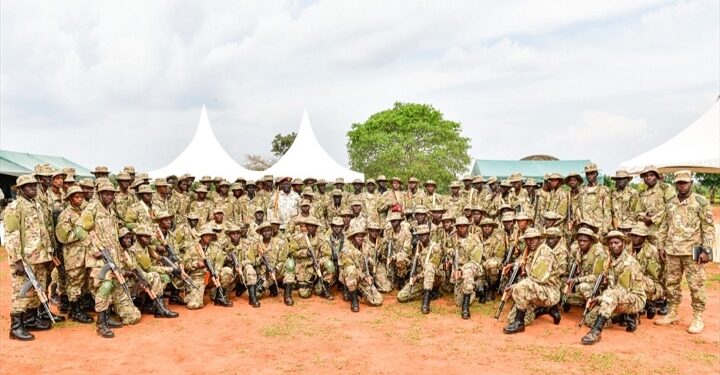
[260, 311, 331, 338]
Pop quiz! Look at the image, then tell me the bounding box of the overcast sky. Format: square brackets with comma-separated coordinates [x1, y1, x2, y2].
[1, 0, 718, 176]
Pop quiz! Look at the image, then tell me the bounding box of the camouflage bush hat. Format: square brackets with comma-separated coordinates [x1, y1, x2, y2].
[376, 175, 388, 182]
[316, 179, 327, 185]
[79, 178, 95, 188]
[565, 172, 582, 183]
[500, 180, 512, 188]
[217, 180, 230, 187]
[291, 178, 303, 186]
[91, 166, 109, 175]
[303, 216, 321, 227]
[64, 185, 84, 199]
[486, 176, 498, 184]
[153, 210, 173, 221]
[212, 207, 224, 215]
[617, 221, 634, 231]
[118, 227, 134, 239]
[542, 211, 562, 220]
[449, 181, 462, 188]
[64, 174, 76, 183]
[225, 224, 242, 233]
[471, 206, 486, 213]
[198, 224, 216, 236]
[245, 180, 256, 186]
[455, 217, 471, 227]
[340, 209, 353, 217]
[407, 177, 419, 183]
[116, 172, 133, 181]
[611, 170, 631, 180]
[134, 225, 154, 237]
[334, 178, 345, 185]
[479, 218, 497, 226]
[136, 185, 153, 194]
[544, 227, 562, 237]
[573, 227, 597, 241]
[365, 179, 376, 185]
[414, 206, 428, 214]
[194, 185, 208, 193]
[94, 177, 110, 186]
[521, 228, 542, 239]
[270, 219, 282, 225]
[440, 213, 455, 221]
[235, 177, 247, 183]
[137, 173, 150, 181]
[424, 180, 437, 187]
[639, 165, 660, 178]
[231, 183, 243, 190]
[253, 206, 264, 214]
[429, 205, 445, 212]
[122, 166, 136, 174]
[500, 212, 515, 222]
[366, 221, 383, 231]
[303, 177, 317, 183]
[13, 175, 37, 188]
[508, 172, 523, 183]
[300, 199, 312, 207]
[523, 178, 537, 187]
[472, 176, 484, 184]
[96, 182, 118, 193]
[200, 176, 213, 182]
[547, 172, 563, 180]
[603, 230, 627, 244]
[51, 169, 67, 178]
[629, 225, 649, 237]
[349, 198, 362, 207]
[346, 225, 367, 240]
[390, 176, 402, 183]
[154, 178, 169, 187]
[186, 212, 200, 220]
[415, 224, 430, 235]
[130, 178, 145, 189]
[33, 164, 53, 176]
[387, 212, 403, 222]
[584, 163, 598, 173]
[515, 212, 533, 222]
[331, 189, 344, 197]
[330, 217, 345, 226]
[461, 175, 473, 181]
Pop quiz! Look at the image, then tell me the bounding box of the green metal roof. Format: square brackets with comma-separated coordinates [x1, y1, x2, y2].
[471, 159, 596, 182]
[0, 149, 93, 177]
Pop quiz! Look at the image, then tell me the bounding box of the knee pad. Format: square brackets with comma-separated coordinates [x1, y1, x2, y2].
[97, 280, 114, 299]
[285, 258, 296, 274]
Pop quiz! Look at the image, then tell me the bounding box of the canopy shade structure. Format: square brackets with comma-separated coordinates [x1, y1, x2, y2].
[620, 98, 720, 174]
[150, 106, 260, 180]
[471, 159, 593, 182]
[0, 149, 93, 177]
[263, 110, 364, 181]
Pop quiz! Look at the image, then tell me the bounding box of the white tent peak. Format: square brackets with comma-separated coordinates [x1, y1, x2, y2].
[620, 97, 720, 174]
[264, 110, 364, 181]
[150, 106, 260, 180]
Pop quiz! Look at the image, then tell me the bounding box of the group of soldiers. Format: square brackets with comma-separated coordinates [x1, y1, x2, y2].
[3, 162, 715, 345]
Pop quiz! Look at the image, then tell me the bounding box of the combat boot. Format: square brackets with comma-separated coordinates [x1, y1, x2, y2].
[687, 311, 704, 334]
[37, 306, 65, 323]
[320, 282, 334, 300]
[461, 294, 471, 320]
[24, 309, 51, 331]
[269, 283, 279, 297]
[284, 283, 295, 306]
[59, 294, 70, 313]
[656, 299, 668, 315]
[341, 284, 350, 302]
[430, 287, 441, 300]
[106, 313, 123, 328]
[421, 289, 432, 314]
[503, 309, 526, 334]
[625, 313, 638, 332]
[9, 313, 34, 341]
[69, 301, 94, 324]
[612, 314, 627, 327]
[654, 304, 679, 326]
[248, 285, 261, 308]
[645, 301, 656, 319]
[154, 298, 179, 318]
[168, 287, 186, 305]
[235, 282, 247, 297]
[581, 315, 607, 345]
[96, 311, 115, 338]
[350, 290, 360, 312]
[475, 287, 486, 304]
[548, 304, 561, 325]
[562, 302, 571, 313]
[534, 306, 548, 318]
[214, 288, 233, 307]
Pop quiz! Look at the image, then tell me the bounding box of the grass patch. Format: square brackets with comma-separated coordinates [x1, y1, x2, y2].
[684, 351, 719, 366]
[585, 352, 619, 372]
[402, 323, 423, 345]
[260, 312, 332, 338]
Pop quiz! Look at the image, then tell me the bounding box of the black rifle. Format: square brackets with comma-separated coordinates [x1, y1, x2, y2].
[203, 258, 226, 301]
[407, 253, 420, 293]
[99, 248, 133, 300]
[129, 268, 163, 311]
[495, 246, 529, 321]
[304, 234, 329, 295]
[330, 235, 343, 264]
[19, 261, 56, 324]
[160, 256, 198, 291]
[561, 258, 579, 310]
[497, 243, 516, 293]
[579, 254, 611, 327]
[260, 252, 279, 293]
[228, 252, 248, 287]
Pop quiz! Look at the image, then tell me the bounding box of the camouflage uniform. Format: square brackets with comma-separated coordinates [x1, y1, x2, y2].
[79, 198, 141, 324]
[384, 222, 412, 281]
[397, 240, 444, 302]
[55, 200, 88, 303]
[120, 243, 166, 301]
[286, 233, 334, 297]
[181, 241, 233, 309]
[634, 240, 664, 302]
[452, 232, 485, 305]
[246, 236, 287, 295]
[661, 190, 714, 316]
[589, 249, 646, 321]
[566, 242, 608, 307]
[508, 240, 568, 325]
[576, 185, 612, 235]
[637, 182, 675, 245]
[4, 193, 53, 314]
[339, 239, 383, 306]
[479, 227, 506, 290]
[610, 186, 639, 229]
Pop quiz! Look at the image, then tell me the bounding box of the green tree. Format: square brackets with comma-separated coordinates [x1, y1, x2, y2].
[697, 173, 720, 204]
[347, 102, 471, 190]
[271, 132, 297, 157]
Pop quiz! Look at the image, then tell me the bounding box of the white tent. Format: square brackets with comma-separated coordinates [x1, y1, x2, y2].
[263, 110, 364, 181]
[620, 98, 720, 174]
[150, 106, 261, 180]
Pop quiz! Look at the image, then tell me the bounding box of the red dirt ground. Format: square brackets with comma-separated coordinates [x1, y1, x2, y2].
[0, 259, 718, 374]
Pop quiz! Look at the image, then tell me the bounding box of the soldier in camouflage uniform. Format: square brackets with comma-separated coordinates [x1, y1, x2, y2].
[478, 218, 505, 301]
[78, 182, 140, 338]
[5, 175, 60, 340]
[576, 163, 612, 235]
[180, 225, 233, 309]
[400, 225, 445, 314]
[655, 170, 715, 334]
[564, 228, 608, 310]
[538, 173, 569, 229]
[629, 225, 663, 319]
[503, 228, 567, 333]
[610, 170, 639, 229]
[124, 185, 158, 231]
[120, 226, 178, 318]
[54, 186, 93, 324]
[246, 222, 287, 305]
[449, 217, 485, 319]
[422, 180, 444, 208]
[385, 212, 412, 288]
[339, 226, 383, 312]
[221, 224, 258, 307]
[189, 185, 212, 226]
[637, 165, 676, 244]
[285, 217, 335, 304]
[581, 231, 646, 345]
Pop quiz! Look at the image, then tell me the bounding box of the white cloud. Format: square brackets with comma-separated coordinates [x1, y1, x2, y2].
[1, 0, 718, 175]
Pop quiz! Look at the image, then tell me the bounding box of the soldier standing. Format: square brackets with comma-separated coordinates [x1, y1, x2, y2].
[610, 170, 639, 229]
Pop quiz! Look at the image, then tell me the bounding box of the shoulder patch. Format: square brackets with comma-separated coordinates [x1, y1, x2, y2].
[694, 194, 709, 206]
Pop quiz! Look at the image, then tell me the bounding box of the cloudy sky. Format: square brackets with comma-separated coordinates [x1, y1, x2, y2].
[1, 0, 718, 175]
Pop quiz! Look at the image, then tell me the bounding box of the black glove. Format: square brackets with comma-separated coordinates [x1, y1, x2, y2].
[171, 267, 182, 277]
[13, 260, 26, 277]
